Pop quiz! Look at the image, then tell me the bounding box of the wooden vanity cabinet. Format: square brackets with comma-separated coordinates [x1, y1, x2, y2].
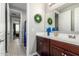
[36, 36, 50, 56]
[36, 36, 79, 56]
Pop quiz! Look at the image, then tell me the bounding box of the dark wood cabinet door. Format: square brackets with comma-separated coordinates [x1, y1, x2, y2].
[40, 44, 49, 56]
[36, 36, 49, 56]
[50, 45, 65, 56]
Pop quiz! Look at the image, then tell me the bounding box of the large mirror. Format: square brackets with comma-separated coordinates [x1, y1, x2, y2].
[54, 3, 79, 33]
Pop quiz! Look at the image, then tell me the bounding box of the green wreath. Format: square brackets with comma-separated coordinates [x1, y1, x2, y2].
[47, 17, 53, 25]
[34, 14, 42, 23]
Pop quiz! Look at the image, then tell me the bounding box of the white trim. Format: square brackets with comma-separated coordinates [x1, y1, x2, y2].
[20, 9, 22, 41]
[26, 3, 30, 56]
[7, 3, 10, 52]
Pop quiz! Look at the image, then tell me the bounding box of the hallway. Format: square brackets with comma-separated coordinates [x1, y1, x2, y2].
[6, 38, 26, 56]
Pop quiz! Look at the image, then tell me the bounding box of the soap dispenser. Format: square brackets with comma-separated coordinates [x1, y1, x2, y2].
[46, 27, 51, 36]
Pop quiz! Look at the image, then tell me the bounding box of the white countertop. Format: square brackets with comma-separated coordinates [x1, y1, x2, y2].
[36, 32, 79, 46]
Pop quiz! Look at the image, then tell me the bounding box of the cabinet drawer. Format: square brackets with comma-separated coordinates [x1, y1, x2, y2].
[64, 50, 77, 56]
[50, 39, 71, 51]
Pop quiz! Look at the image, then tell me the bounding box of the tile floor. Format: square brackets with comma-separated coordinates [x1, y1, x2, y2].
[6, 38, 26, 56]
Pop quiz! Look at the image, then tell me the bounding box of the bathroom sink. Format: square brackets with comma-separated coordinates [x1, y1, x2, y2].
[54, 33, 79, 45]
[49, 32, 79, 45]
[36, 32, 79, 45]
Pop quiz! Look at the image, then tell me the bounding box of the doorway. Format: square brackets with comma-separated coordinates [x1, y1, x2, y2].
[13, 23, 20, 39]
[6, 3, 26, 56]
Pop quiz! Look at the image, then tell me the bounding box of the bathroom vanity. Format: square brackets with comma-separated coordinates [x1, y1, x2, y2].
[35, 4, 79, 56]
[36, 32, 79, 56]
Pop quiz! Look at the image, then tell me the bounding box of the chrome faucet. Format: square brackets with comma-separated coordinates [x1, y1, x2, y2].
[68, 34, 76, 39]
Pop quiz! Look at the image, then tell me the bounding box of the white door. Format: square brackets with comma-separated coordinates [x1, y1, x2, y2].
[0, 3, 5, 56]
[59, 10, 71, 32]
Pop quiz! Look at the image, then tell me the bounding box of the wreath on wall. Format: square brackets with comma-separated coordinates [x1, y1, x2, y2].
[47, 17, 53, 25]
[34, 14, 42, 23]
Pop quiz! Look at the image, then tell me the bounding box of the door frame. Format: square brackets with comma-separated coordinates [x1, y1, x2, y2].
[10, 8, 22, 40]
[5, 3, 8, 53]
[5, 4, 22, 53]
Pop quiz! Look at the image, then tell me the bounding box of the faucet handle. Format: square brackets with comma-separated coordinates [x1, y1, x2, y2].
[73, 35, 76, 38]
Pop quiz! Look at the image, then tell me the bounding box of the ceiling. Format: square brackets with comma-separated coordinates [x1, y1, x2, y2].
[9, 3, 26, 12]
[10, 9, 20, 18]
[56, 3, 75, 11]
[47, 3, 75, 12]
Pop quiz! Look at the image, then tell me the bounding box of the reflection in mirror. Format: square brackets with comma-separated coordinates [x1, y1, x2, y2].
[55, 13, 59, 31]
[55, 3, 79, 33]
